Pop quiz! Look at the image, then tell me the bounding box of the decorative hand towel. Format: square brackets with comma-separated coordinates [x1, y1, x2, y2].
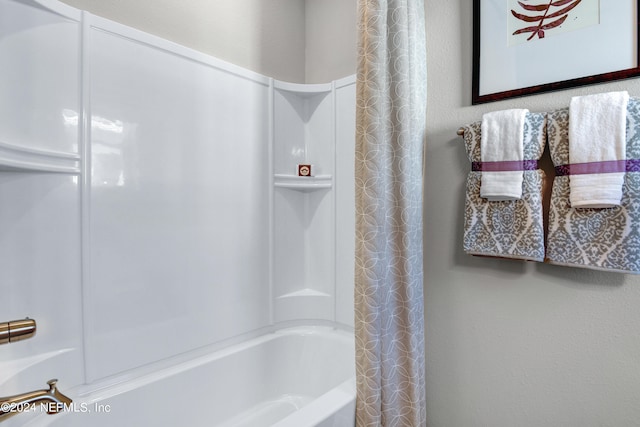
[462, 112, 546, 262]
[546, 97, 640, 274]
[480, 109, 529, 201]
[569, 91, 629, 208]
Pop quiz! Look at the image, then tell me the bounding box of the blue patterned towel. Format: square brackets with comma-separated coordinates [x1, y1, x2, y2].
[546, 98, 640, 274]
[462, 113, 547, 262]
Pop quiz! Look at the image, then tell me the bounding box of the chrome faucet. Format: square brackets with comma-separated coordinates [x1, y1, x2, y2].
[0, 379, 72, 423]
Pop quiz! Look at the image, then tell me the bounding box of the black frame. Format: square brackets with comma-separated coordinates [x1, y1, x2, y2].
[472, 0, 640, 104]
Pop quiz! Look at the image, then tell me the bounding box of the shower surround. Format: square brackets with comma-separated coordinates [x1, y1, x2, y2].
[0, 0, 356, 425]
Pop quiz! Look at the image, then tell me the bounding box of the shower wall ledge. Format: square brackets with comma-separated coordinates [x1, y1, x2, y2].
[0, 142, 80, 173]
[274, 80, 333, 97]
[274, 174, 333, 191]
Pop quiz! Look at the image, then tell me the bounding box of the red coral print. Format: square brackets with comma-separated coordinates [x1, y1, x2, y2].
[512, 0, 582, 41]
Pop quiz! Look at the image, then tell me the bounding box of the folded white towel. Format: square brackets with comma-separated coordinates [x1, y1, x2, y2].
[569, 91, 629, 208]
[480, 109, 528, 201]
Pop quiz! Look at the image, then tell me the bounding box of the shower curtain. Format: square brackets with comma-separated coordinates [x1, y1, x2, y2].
[354, 0, 427, 425]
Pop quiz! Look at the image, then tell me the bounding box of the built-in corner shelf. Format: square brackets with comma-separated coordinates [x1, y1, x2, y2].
[274, 288, 333, 323]
[273, 174, 332, 191]
[273, 80, 332, 98]
[276, 288, 331, 299]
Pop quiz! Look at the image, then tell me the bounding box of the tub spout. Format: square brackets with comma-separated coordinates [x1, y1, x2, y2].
[0, 379, 72, 423]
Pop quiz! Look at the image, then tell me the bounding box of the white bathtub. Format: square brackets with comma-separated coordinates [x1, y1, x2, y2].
[23, 327, 355, 427]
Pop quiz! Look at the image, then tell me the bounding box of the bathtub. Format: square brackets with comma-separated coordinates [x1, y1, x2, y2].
[23, 326, 355, 427]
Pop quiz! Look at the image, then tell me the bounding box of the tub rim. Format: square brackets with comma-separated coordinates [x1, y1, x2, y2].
[38, 324, 354, 405]
[22, 324, 355, 427]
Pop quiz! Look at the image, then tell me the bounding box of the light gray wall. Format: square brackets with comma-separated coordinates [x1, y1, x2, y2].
[58, 0, 357, 84]
[58, 0, 307, 83]
[305, 0, 357, 83]
[425, 2, 640, 426]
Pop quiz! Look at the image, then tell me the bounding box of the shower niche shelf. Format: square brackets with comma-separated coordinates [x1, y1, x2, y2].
[273, 174, 332, 191]
[271, 76, 356, 327]
[277, 288, 331, 299]
[272, 79, 336, 323]
[273, 80, 332, 98]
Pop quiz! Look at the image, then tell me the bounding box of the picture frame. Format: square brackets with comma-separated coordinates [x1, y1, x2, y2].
[472, 0, 640, 104]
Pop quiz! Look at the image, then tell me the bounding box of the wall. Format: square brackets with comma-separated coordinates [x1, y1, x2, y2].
[305, 0, 357, 83]
[58, 0, 358, 84]
[18, 0, 639, 425]
[84, 17, 273, 381]
[58, 0, 306, 83]
[301, 0, 640, 422]
[424, 2, 640, 426]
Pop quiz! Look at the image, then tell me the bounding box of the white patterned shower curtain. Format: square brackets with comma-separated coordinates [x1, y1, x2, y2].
[354, 0, 427, 425]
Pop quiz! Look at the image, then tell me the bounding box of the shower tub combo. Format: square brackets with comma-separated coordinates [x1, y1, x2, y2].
[1, 0, 357, 426]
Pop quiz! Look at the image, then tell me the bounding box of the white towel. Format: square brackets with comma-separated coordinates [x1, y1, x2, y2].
[569, 91, 629, 208]
[480, 109, 528, 201]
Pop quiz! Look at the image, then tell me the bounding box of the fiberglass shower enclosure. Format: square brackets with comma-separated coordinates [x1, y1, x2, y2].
[0, 0, 355, 404]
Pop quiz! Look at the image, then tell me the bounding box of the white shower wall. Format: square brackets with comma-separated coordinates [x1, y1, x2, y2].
[0, 0, 355, 397]
[85, 16, 273, 380]
[0, 0, 85, 397]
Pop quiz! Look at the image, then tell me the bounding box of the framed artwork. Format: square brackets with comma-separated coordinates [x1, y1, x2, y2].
[472, 0, 640, 104]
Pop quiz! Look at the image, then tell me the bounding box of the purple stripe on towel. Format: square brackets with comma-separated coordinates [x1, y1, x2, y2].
[555, 159, 639, 176]
[472, 160, 538, 172]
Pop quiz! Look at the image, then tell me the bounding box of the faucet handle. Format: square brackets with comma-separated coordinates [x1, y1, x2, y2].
[45, 379, 73, 410]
